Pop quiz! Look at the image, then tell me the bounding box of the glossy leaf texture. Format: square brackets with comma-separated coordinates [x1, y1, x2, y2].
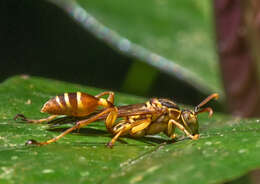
[49, 0, 222, 96]
[0, 76, 260, 183]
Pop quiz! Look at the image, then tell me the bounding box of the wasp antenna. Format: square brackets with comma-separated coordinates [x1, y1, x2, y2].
[195, 93, 218, 113]
[196, 107, 213, 117]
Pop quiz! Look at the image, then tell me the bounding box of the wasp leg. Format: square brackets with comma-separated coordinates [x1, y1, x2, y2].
[107, 118, 152, 148]
[130, 118, 151, 135]
[169, 119, 199, 140]
[129, 118, 152, 138]
[75, 106, 118, 133]
[106, 123, 132, 148]
[26, 107, 115, 146]
[95, 91, 114, 104]
[106, 129, 124, 148]
[14, 114, 58, 124]
[105, 107, 118, 133]
[164, 120, 177, 141]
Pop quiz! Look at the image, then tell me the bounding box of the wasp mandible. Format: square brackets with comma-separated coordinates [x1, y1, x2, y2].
[14, 91, 218, 148]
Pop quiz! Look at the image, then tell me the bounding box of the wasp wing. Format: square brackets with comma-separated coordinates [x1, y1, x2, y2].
[115, 103, 160, 117]
[48, 103, 161, 127]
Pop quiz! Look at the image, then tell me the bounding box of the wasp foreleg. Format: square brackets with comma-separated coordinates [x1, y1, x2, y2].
[169, 119, 199, 140]
[14, 114, 58, 124]
[164, 120, 177, 141]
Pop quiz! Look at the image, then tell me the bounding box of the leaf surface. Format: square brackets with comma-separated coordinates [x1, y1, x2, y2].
[0, 76, 259, 184]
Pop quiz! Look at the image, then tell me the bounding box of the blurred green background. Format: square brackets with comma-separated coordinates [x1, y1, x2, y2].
[0, 0, 221, 107]
[1, 0, 260, 184]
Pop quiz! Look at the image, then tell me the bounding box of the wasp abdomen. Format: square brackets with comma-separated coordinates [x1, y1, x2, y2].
[41, 92, 99, 117]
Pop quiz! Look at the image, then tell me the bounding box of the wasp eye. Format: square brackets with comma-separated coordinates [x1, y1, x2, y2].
[182, 110, 197, 124]
[183, 112, 190, 120]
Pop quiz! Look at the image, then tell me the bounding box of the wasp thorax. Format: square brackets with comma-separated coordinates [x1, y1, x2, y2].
[168, 109, 181, 120]
[157, 98, 179, 109]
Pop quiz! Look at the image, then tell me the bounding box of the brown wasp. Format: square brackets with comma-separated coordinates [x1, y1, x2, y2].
[14, 91, 218, 148]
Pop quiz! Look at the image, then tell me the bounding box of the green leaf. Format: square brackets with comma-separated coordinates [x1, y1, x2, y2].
[1, 76, 259, 183]
[50, 0, 222, 96]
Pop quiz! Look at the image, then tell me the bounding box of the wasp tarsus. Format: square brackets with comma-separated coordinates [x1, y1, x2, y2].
[25, 139, 40, 146]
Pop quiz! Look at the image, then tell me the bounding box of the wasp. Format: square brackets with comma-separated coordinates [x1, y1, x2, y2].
[14, 91, 218, 148]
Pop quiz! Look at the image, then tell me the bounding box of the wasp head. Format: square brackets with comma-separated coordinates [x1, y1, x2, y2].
[181, 93, 219, 136]
[181, 110, 199, 135]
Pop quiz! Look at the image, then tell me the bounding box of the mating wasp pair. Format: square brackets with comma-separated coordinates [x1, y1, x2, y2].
[15, 91, 218, 148]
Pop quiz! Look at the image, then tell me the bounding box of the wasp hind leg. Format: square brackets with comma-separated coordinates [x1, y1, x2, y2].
[95, 91, 115, 104]
[25, 107, 115, 146]
[14, 114, 58, 124]
[105, 107, 118, 133]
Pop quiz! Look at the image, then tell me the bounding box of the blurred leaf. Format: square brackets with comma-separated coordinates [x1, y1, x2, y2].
[0, 76, 260, 183]
[50, 0, 222, 96]
[121, 61, 158, 95]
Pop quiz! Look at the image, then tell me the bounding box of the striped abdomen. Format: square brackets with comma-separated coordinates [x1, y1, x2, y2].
[41, 92, 102, 117]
